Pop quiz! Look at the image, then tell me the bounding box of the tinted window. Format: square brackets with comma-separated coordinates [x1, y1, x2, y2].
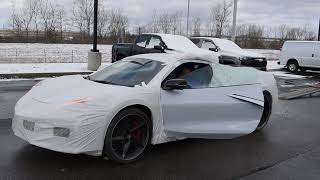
[90, 59, 165, 87]
[190, 39, 201, 47]
[135, 35, 149, 48]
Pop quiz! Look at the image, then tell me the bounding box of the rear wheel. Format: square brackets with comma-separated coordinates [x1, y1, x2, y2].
[103, 108, 151, 164]
[256, 91, 272, 131]
[287, 60, 299, 73]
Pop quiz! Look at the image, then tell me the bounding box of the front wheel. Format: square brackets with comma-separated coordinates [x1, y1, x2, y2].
[256, 91, 272, 131]
[103, 108, 151, 164]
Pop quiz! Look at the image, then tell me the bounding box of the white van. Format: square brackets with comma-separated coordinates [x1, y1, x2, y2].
[279, 41, 320, 72]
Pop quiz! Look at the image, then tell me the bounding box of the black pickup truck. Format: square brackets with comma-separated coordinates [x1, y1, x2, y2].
[112, 34, 166, 62]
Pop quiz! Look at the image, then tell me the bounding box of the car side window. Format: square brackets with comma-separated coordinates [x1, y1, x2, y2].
[135, 35, 149, 48]
[190, 39, 201, 48]
[165, 62, 213, 89]
[210, 64, 260, 87]
[201, 40, 217, 50]
[146, 36, 162, 49]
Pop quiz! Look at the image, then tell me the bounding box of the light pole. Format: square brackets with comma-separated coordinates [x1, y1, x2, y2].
[88, 0, 102, 71]
[92, 0, 98, 52]
[186, 0, 190, 36]
[231, 0, 238, 42]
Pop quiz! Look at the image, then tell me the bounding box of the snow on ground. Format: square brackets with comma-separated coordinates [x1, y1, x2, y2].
[0, 43, 112, 64]
[0, 43, 280, 64]
[267, 60, 283, 70]
[245, 49, 280, 60]
[0, 63, 110, 74]
[267, 61, 308, 79]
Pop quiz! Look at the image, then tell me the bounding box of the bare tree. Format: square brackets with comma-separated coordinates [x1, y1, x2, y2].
[209, 0, 232, 37]
[97, 2, 109, 37]
[72, 0, 94, 36]
[192, 16, 201, 36]
[9, 0, 23, 36]
[108, 8, 129, 38]
[170, 11, 183, 35]
[18, 0, 39, 37]
[56, 4, 66, 40]
[277, 24, 316, 41]
[158, 12, 171, 34]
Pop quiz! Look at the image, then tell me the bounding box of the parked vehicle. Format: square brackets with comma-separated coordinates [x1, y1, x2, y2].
[279, 41, 320, 73]
[190, 37, 267, 71]
[13, 52, 277, 164]
[112, 33, 220, 63]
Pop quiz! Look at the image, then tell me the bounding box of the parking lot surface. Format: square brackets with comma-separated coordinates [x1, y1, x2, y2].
[1, 70, 320, 180]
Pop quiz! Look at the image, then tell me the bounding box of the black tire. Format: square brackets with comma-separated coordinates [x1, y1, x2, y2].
[300, 67, 307, 72]
[261, 67, 267, 71]
[287, 60, 299, 73]
[256, 91, 272, 131]
[103, 108, 151, 164]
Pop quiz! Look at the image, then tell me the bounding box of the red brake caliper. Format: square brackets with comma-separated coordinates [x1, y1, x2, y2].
[132, 120, 142, 141]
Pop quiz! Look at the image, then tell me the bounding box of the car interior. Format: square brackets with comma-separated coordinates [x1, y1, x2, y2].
[163, 62, 213, 89]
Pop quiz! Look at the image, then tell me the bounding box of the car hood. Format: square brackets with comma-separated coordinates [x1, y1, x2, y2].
[222, 49, 265, 59]
[19, 75, 136, 106]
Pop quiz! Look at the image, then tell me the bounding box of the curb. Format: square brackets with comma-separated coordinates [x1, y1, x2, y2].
[0, 71, 92, 79]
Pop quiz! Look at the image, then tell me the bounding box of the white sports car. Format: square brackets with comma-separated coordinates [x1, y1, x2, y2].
[12, 52, 278, 163]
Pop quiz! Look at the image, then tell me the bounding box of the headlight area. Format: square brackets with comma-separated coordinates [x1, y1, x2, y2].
[22, 119, 71, 138]
[53, 127, 71, 138]
[240, 58, 267, 68]
[220, 55, 241, 66]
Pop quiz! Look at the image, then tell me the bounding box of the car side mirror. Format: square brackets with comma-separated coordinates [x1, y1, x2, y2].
[162, 79, 188, 90]
[209, 47, 219, 52]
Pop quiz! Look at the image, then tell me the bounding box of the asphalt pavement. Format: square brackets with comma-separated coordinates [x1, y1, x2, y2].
[1, 75, 320, 180]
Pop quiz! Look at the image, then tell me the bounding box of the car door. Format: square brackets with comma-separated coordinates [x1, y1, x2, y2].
[299, 42, 316, 67]
[132, 35, 149, 55]
[312, 43, 320, 68]
[160, 62, 264, 139]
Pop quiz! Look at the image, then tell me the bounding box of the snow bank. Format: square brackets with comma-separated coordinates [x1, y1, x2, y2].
[0, 43, 112, 64]
[245, 49, 280, 60]
[0, 63, 110, 74]
[0, 43, 280, 64]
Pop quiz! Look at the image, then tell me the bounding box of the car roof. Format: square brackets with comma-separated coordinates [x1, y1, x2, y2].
[192, 37, 231, 42]
[125, 52, 213, 65]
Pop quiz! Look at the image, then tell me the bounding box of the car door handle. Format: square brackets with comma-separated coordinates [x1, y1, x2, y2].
[312, 54, 315, 57]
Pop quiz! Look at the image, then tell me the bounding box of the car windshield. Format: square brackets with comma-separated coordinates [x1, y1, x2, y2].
[89, 58, 166, 87]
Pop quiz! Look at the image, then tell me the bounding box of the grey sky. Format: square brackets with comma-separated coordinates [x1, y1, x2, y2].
[0, 0, 319, 32]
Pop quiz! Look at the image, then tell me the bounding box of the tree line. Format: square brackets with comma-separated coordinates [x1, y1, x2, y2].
[9, 0, 129, 43]
[6, 0, 318, 48]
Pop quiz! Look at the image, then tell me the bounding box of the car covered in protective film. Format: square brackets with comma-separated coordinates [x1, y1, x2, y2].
[12, 52, 278, 164]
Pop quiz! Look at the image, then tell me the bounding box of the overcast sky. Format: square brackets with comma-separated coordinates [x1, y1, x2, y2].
[0, 0, 319, 32]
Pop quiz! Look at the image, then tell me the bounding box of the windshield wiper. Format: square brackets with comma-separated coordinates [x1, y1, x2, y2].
[92, 80, 124, 86]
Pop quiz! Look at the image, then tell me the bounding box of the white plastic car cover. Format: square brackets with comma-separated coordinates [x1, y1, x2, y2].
[12, 74, 169, 156]
[12, 53, 278, 156]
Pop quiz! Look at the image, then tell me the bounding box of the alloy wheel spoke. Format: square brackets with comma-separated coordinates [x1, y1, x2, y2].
[129, 122, 146, 133]
[112, 136, 127, 141]
[122, 138, 131, 158]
